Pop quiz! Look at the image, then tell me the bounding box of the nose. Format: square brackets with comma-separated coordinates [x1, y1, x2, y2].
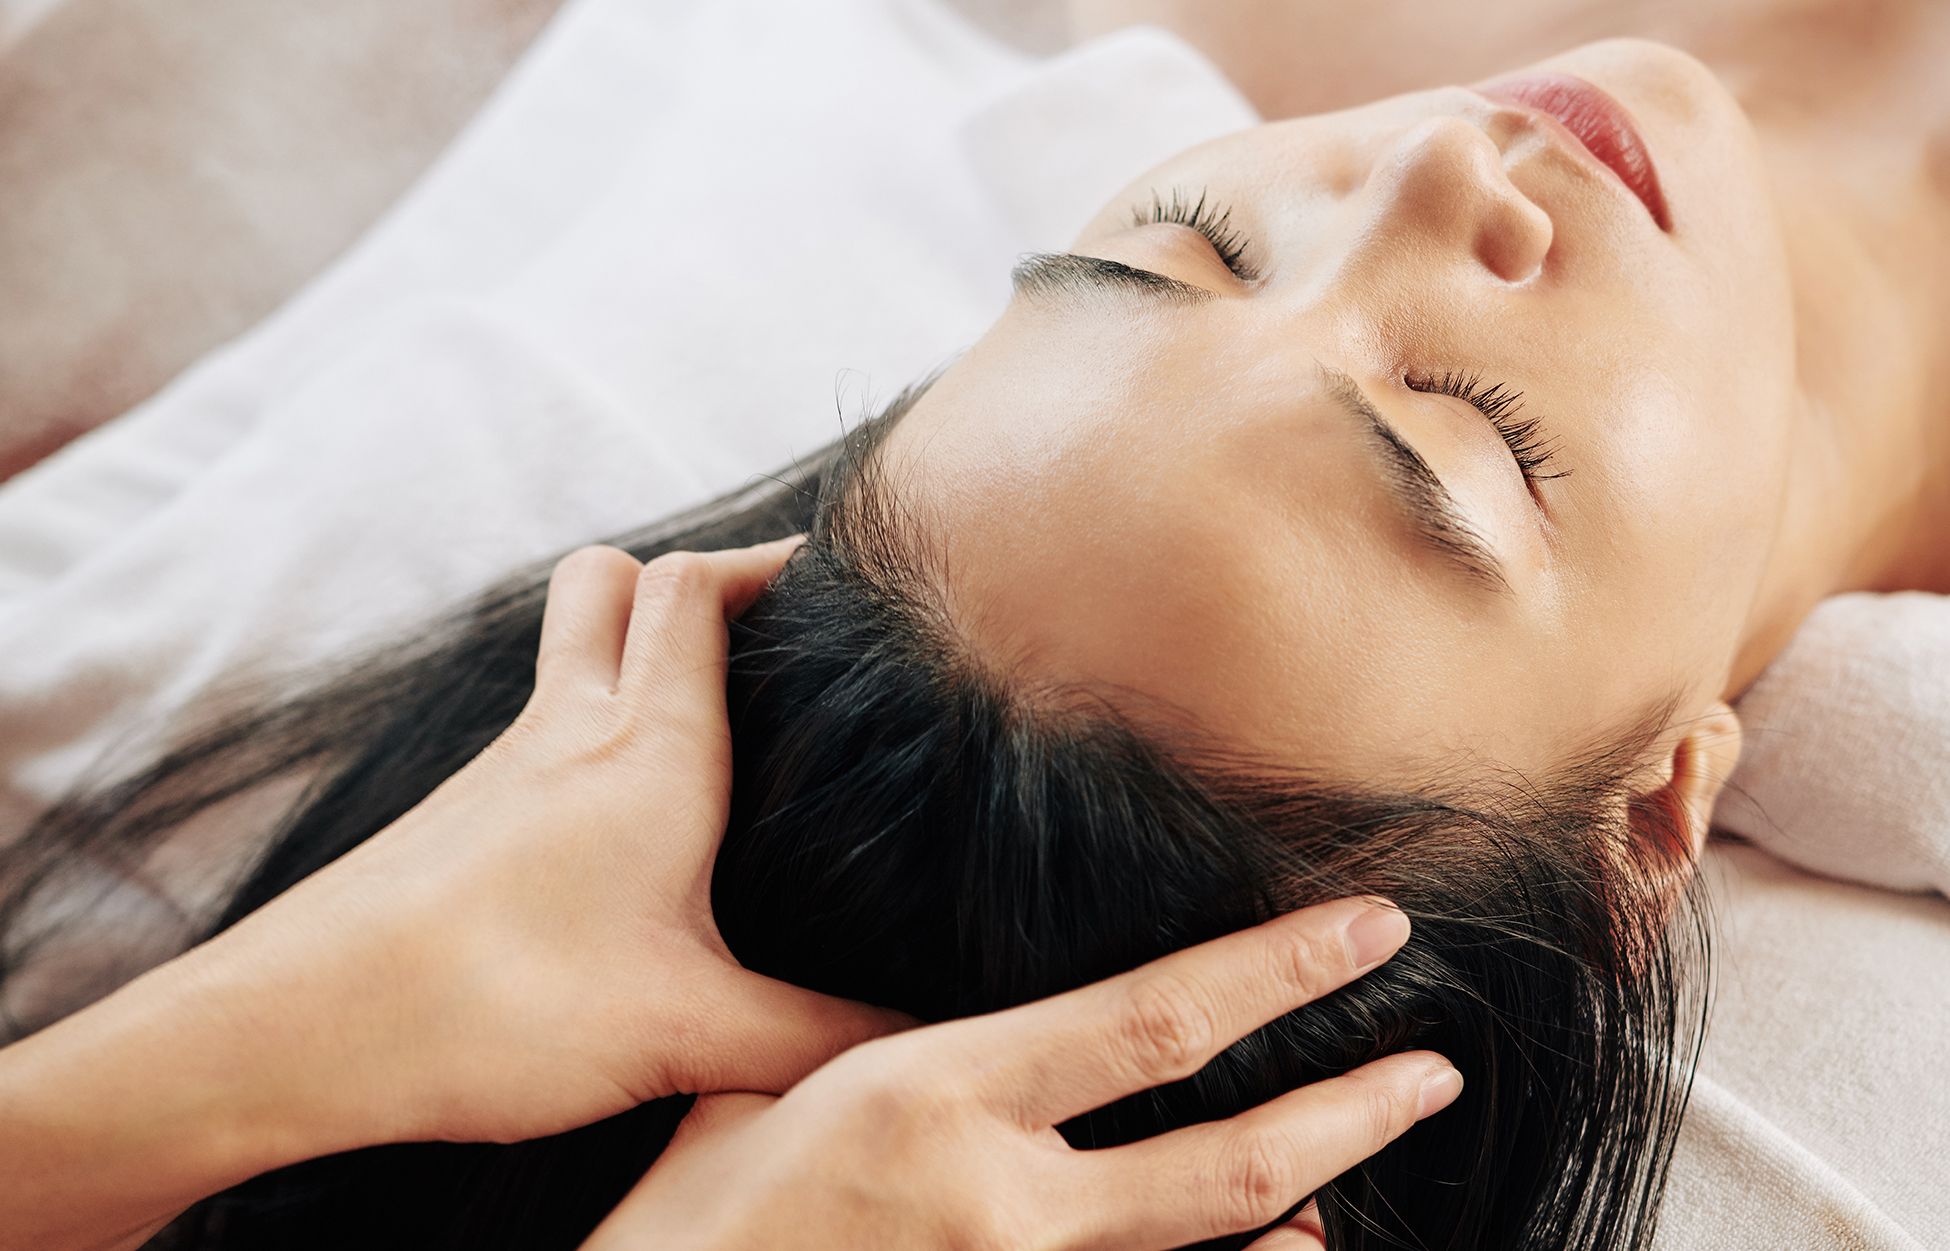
[1367, 115, 1553, 283]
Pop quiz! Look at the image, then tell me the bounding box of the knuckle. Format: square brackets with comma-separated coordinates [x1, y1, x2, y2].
[638, 551, 713, 601]
[1119, 975, 1217, 1084]
[1217, 1133, 1301, 1229]
[837, 1043, 970, 1129]
[1272, 926, 1343, 997]
[1360, 1079, 1413, 1147]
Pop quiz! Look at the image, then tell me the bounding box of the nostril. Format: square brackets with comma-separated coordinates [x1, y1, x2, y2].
[1480, 101, 1547, 152]
[1376, 116, 1553, 282]
[1477, 192, 1554, 284]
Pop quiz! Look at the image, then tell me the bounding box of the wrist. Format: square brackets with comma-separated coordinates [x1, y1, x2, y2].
[0, 933, 375, 1250]
[170, 892, 444, 1158]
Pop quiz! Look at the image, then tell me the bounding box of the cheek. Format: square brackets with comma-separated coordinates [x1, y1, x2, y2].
[1626, 317, 1798, 568]
[1571, 373, 1786, 691]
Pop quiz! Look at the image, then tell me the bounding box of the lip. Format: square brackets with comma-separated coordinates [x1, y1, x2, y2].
[1475, 72, 1671, 231]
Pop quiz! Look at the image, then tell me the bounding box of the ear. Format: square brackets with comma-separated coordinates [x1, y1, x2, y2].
[1626, 701, 1744, 873]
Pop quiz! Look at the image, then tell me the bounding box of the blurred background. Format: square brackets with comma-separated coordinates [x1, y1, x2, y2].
[0, 0, 1067, 479]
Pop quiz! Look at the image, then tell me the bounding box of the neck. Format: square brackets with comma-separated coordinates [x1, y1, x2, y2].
[1728, 77, 1950, 693]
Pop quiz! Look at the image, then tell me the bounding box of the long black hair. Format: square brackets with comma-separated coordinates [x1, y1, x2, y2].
[0, 383, 1708, 1251]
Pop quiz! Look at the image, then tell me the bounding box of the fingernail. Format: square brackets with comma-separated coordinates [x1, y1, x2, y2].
[1342, 902, 1410, 970]
[1417, 1066, 1464, 1119]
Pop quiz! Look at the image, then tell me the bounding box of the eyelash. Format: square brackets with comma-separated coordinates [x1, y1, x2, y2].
[1404, 369, 1569, 484]
[1136, 187, 1259, 280]
[1129, 192, 1564, 487]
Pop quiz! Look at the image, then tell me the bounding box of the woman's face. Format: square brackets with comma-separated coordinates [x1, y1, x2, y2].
[879, 39, 1796, 786]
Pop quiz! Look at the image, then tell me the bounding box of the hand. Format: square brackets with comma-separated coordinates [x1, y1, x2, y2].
[0, 538, 911, 1251]
[582, 898, 1461, 1251]
[186, 537, 907, 1147]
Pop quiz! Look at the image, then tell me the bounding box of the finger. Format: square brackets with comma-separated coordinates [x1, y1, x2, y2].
[1065, 1050, 1461, 1250]
[956, 897, 1410, 1124]
[715, 534, 809, 617]
[534, 546, 643, 694]
[617, 536, 805, 701]
[684, 970, 916, 1095]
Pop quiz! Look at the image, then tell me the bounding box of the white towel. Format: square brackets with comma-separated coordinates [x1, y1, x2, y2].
[1716, 591, 1950, 897]
[1654, 843, 1949, 1249]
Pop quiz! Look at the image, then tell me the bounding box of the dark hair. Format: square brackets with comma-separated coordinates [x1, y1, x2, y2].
[0, 384, 1707, 1251]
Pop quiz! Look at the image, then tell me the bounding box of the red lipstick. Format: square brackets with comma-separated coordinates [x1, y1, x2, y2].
[1478, 73, 1671, 231]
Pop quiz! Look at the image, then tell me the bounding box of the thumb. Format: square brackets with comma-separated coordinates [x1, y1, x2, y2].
[685, 970, 916, 1093]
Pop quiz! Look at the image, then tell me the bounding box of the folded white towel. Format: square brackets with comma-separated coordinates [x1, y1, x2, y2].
[1717, 591, 1950, 897]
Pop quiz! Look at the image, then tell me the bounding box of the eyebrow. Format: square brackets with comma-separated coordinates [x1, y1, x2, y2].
[1008, 250, 1508, 593]
[1315, 363, 1510, 593]
[1010, 251, 1214, 306]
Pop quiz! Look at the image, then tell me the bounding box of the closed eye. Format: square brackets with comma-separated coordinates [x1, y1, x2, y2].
[1134, 186, 1260, 281]
[1405, 369, 1568, 489]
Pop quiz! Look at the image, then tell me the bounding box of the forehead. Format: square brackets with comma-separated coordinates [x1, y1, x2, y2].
[874, 297, 1537, 784]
